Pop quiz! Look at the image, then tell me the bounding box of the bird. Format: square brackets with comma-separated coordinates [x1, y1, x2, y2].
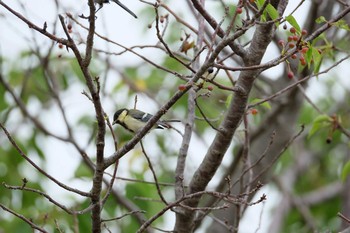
[94, 0, 137, 18]
[113, 108, 180, 133]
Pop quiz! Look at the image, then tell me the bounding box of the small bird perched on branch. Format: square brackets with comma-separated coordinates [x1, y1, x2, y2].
[113, 108, 180, 133]
[94, 0, 137, 18]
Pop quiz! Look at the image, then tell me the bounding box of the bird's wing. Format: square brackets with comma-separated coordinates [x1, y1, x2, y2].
[128, 109, 153, 122]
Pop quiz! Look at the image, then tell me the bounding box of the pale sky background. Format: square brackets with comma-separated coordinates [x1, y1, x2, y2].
[1, 1, 348, 232]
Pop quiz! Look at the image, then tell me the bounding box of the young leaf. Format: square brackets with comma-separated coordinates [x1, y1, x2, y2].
[225, 95, 233, 108]
[312, 47, 323, 73]
[256, 0, 265, 9]
[308, 114, 332, 139]
[286, 15, 301, 32]
[333, 19, 350, 31]
[315, 16, 326, 24]
[266, 4, 279, 20]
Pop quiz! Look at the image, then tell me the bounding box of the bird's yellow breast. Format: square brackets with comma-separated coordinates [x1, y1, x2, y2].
[123, 115, 147, 133]
[117, 110, 146, 133]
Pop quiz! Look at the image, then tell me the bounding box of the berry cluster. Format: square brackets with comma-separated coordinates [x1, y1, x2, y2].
[57, 23, 73, 56]
[278, 27, 311, 79]
[278, 27, 309, 62]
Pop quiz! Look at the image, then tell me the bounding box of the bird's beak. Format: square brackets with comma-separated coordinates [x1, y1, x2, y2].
[112, 120, 117, 125]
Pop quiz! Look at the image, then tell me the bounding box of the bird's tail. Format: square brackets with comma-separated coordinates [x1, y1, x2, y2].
[163, 119, 181, 123]
[157, 120, 181, 129]
[110, 0, 137, 18]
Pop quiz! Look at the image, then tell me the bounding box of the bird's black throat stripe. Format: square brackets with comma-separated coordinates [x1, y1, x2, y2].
[119, 121, 135, 133]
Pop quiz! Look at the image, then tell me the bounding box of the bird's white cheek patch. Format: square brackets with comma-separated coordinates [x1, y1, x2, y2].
[118, 110, 128, 122]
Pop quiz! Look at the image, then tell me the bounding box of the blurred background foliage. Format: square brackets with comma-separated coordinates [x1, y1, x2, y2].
[1, 1, 350, 233]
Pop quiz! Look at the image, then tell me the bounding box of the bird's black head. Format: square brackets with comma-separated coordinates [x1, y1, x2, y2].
[113, 108, 127, 125]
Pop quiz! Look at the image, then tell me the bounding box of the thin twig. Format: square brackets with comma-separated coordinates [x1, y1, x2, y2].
[338, 212, 350, 224]
[2, 182, 82, 215]
[0, 203, 49, 233]
[248, 55, 350, 108]
[249, 125, 305, 186]
[101, 210, 146, 222]
[154, 5, 194, 72]
[140, 140, 168, 205]
[0, 123, 90, 197]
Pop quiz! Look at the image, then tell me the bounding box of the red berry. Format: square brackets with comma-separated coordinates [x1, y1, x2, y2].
[301, 29, 307, 36]
[290, 27, 296, 34]
[58, 43, 63, 49]
[287, 71, 294, 79]
[301, 47, 308, 54]
[292, 35, 299, 41]
[287, 36, 293, 42]
[178, 84, 186, 91]
[207, 86, 214, 91]
[278, 39, 285, 46]
[288, 43, 295, 48]
[67, 23, 72, 30]
[291, 54, 297, 59]
[251, 109, 258, 115]
[236, 7, 243, 14]
[300, 60, 307, 66]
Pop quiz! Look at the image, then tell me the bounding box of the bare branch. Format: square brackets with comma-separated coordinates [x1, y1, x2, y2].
[0, 123, 90, 197]
[0, 203, 49, 233]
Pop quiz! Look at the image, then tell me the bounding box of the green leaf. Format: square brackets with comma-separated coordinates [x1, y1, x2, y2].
[256, 0, 265, 9]
[255, 0, 267, 22]
[341, 161, 350, 181]
[313, 114, 331, 124]
[333, 19, 350, 31]
[308, 114, 332, 139]
[286, 15, 301, 32]
[312, 47, 322, 73]
[266, 4, 279, 20]
[315, 17, 349, 31]
[304, 46, 313, 68]
[315, 16, 327, 24]
[225, 95, 232, 108]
